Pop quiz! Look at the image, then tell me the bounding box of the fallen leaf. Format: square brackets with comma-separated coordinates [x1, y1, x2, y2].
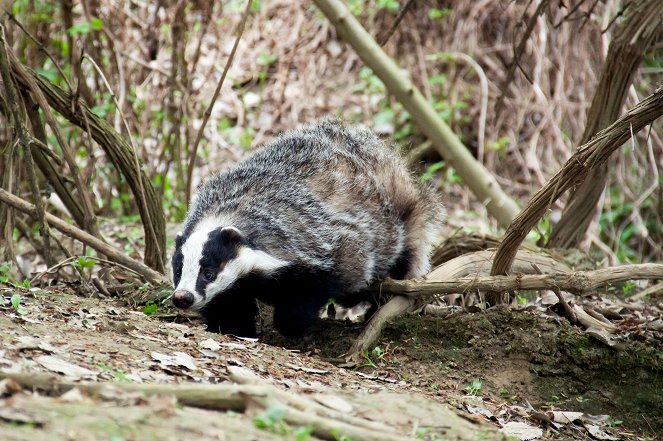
[466, 404, 494, 419]
[586, 424, 619, 440]
[0, 407, 44, 426]
[199, 338, 221, 351]
[285, 363, 328, 374]
[312, 394, 354, 413]
[500, 421, 543, 440]
[151, 351, 196, 371]
[60, 388, 87, 402]
[0, 378, 22, 396]
[35, 355, 96, 380]
[221, 342, 248, 350]
[551, 410, 584, 424]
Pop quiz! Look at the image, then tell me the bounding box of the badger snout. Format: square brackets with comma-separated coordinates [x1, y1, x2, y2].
[172, 290, 195, 309]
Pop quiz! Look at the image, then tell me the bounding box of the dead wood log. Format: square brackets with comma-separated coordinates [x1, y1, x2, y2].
[345, 248, 663, 363]
[0, 188, 167, 285]
[488, 86, 663, 303]
[0, 369, 412, 441]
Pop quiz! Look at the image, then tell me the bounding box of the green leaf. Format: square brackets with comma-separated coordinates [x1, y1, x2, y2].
[90, 17, 103, 30]
[68, 22, 92, 36]
[75, 256, 97, 269]
[428, 8, 452, 20]
[419, 161, 445, 183]
[10, 294, 28, 315]
[143, 302, 158, 316]
[11, 294, 20, 310]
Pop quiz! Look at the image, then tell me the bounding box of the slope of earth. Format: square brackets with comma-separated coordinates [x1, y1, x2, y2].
[1, 286, 661, 440]
[0, 287, 503, 441]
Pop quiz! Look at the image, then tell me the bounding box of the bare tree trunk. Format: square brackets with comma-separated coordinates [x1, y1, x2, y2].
[546, 0, 663, 249]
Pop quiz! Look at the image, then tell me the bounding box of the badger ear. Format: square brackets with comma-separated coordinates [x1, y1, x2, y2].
[175, 231, 185, 248]
[220, 226, 245, 246]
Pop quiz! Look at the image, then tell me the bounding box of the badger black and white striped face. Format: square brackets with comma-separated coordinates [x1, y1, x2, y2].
[171, 219, 288, 311]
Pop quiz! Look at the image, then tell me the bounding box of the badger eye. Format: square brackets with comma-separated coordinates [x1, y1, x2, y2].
[202, 269, 216, 282]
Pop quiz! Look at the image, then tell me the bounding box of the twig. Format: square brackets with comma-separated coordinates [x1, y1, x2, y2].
[5, 44, 101, 239]
[0, 188, 168, 285]
[185, 0, 252, 204]
[495, 0, 550, 115]
[378, 0, 415, 46]
[82, 54, 162, 270]
[429, 52, 489, 163]
[9, 59, 167, 272]
[0, 25, 53, 267]
[630, 281, 663, 301]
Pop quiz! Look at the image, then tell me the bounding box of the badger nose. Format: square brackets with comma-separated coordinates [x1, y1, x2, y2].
[172, 290, 194, 309]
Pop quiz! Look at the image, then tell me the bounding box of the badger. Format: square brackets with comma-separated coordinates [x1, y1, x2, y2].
[171, 120, 445, 338]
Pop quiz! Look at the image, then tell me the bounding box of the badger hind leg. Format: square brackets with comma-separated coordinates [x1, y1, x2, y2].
[201, 294, 258, 338]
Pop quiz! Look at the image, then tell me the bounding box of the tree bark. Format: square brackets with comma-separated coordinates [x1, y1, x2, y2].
[547, 0, 663, 249]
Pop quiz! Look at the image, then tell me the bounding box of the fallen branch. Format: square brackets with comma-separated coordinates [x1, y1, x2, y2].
[345, 248, 662, 363]
[373, 264, 663, 298]
[0, 369, 412, 441]
[0, 188, 168, 285]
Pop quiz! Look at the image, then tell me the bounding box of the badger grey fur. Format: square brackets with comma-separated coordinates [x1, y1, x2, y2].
[172, 120, 445, 338]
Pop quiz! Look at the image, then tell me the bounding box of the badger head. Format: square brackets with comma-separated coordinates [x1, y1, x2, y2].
[171, 219, 287, 311]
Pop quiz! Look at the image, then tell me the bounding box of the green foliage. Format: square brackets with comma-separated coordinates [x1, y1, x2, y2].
[428, 8, 453, 20]
[143, 302, 158, 316]
[67, 18, 103, 36]
[252, 406, 289, 434]
[347, 0, 366, 16]
[0, 263, 10, 283]
[465, 379, 483, 395]
[419, 161, 445, 183]
[330, 428, 355, 441]
[376, 0, 399, 12]
[74, 256, 97, 269]
[621, 281, 635, 296]
[11, 294, 28, 315]
[99, 362, 131, 382]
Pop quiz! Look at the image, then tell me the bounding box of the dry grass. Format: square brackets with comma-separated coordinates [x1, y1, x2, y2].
[2, 0, 661, 265]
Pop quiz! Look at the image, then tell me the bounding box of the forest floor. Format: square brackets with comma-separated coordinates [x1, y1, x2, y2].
[0, 283, 661, 441]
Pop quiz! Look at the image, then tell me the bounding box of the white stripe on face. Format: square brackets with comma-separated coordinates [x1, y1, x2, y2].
[175, 218, 222, 305]
[201, 247, 289, 308]
[175, 217, 289, 311]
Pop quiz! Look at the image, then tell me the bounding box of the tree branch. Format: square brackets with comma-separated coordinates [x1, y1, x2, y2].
[488, 86, 663, 302]
[0, 188, 168, 285]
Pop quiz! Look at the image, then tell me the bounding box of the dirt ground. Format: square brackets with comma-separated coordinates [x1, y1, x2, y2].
[1, 284, 661, 441]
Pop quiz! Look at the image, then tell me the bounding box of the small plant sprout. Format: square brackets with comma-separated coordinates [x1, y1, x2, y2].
[252, 406, 288, 434]
[10, 294, 28, 315]
[465, 379, 483, 396]
[143, 302, 158, 316]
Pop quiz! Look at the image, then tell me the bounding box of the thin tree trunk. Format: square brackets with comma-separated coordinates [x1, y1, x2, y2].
[313, 0, 520, 228]
[547, 0, 663, 249]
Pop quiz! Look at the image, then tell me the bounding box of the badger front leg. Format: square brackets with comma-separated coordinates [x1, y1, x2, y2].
[201, 294, 258, 338]
[272, 294, 329, 339]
